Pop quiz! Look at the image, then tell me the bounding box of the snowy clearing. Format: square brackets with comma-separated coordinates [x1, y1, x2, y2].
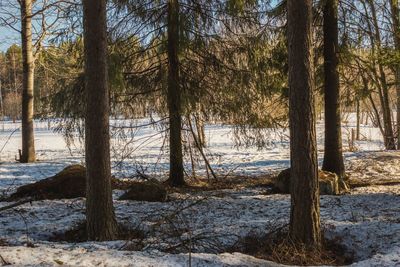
[0, 117, 399, 267]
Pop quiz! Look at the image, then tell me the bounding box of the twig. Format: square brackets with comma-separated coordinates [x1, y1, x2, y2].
[187, 118, 218, 180]
[221, 165, 240, 180]
[0, 127, 20, 157]
[0, 198, 33, 213]
[135, 169, 152, 181]
[0, 253, 10, 266]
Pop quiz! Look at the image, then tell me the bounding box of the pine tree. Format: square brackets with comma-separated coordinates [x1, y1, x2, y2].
[111, 0, 265, 185]
[287, 0, 321, 248]
[83, 0, 118, 241]
[391, 0, 400, 148]
[322, 0, 345, 179]
[166, 0, 185, 186]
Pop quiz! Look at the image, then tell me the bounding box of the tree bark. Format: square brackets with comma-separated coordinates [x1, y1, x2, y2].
[83, 0, 118, 241]
[391, 0, 400, 148]
[356, 99, 360, 140]
[368, 0, 396, 150]
[322, 0, 345, 179]
[0, 77, 3, 119]
[20, 0, 36, 163]
[287, 0, 321, 248]
[195, 113, 206, 148]
[166, 0, 185, 186]
[11, 50, 18, 95]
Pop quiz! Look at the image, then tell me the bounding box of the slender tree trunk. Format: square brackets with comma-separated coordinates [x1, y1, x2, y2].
[20, 0, 35, 163]
[0, 55, 4, 119]
[287, 0, 321, 248]
[83, 0, 118, 241]
[166, 0, 185, 186]
[368, 0, 396, 150]
[0, 78, 3, 119]
[322, 0, 345, 179]
[374, 79, 391, 147]
[368, 95, 385, 136]
[195, 113, 206, 148]
[377, 69, 396, 150]
[391, 0, 400, 148]
[12, 51, 17, 95]
[356, 99, 360, 140]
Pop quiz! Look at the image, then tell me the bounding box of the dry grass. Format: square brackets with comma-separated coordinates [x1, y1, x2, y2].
[228, 228, 354, 266]
[348, 179, 400, 188]
[0, 238, 8, 246]
[49, 221, 145, 243]
[167, 174, 275, 194]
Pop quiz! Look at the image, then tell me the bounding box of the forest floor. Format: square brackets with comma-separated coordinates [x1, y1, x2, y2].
[0, 115, 399, 266]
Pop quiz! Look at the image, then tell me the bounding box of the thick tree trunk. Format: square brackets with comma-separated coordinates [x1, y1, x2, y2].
[322, 0, 345, 179]
[83, 0, 118, 241]
[166, 0, 185, 186]
[20, 0, 35, 163]
[287, 0, 321, 248]
[391, 0, 400, 148]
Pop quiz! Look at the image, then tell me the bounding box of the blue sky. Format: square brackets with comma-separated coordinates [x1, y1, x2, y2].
[0, 1, 21, 52]
[0, 0, 280, 52]
[0, 28, 19, 52]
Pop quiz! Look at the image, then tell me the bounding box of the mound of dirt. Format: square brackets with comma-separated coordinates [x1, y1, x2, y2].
[119, 180, 167, 202]
[274, 168, 348, 195]
[8, 164, 165, 201]
[8, 165, 87, 201]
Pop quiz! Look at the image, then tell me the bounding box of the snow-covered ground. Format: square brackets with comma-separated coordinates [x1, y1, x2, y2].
[0, 115, 399, 266]
[0, 113, 385, 179]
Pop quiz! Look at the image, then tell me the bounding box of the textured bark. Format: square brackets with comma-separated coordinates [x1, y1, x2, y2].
[166, 0, 185, 186]
[20, 0, 36, 163]
[83, 0, 118, 241]
[322, 0, 345, 179]
[391, 0, 400, 148]
[287, 0, 321, 248]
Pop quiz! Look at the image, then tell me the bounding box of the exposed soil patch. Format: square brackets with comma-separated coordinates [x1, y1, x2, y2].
[49, 221, 145, 244]
[8, 165, 86, 201]
[0, 239, 8, 246]
[169, 174, 275, 194]
[228, 228, 354, 266]
[273, 168, 349, 195]
[6, 165, 150, 201]
[119, 180, 167, 202]
[348, 179, 400, 188]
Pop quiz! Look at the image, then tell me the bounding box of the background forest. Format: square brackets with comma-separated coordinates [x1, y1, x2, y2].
[0, 0, 399, 266]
